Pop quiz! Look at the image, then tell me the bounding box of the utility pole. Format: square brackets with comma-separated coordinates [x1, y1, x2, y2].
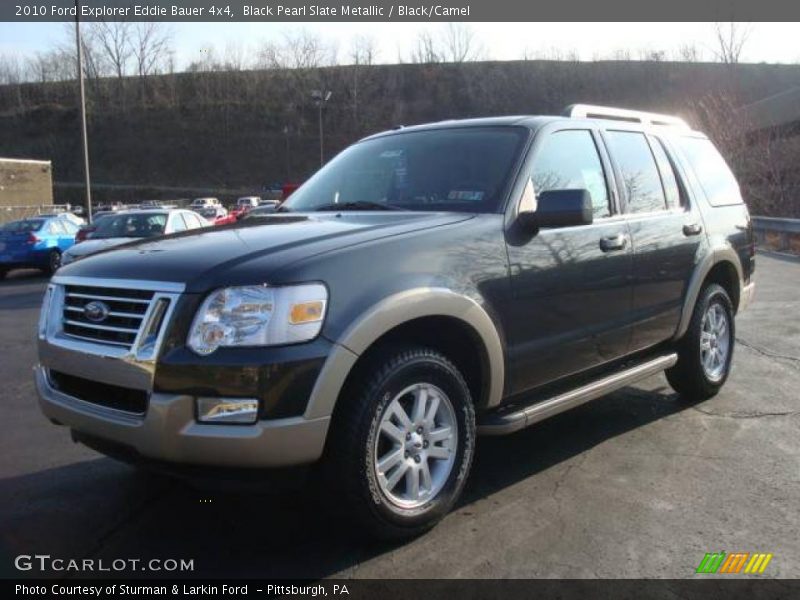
[75, 0, 93, 223]
[311, 90, 332, 167]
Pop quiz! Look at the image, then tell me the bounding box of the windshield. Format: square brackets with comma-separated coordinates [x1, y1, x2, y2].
[92, 213, 167, 239]
[282, 127, 528, 213]
[2, 219, 44, 233]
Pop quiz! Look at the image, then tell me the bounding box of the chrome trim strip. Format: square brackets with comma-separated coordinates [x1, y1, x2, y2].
[53, 275, 186, 293]
[64, 320, 139, 334]
[66, 292, 151, 304]
[53, 332, 131, 348]
[478, 353, 678, 436]
[65, 306, 144, 319]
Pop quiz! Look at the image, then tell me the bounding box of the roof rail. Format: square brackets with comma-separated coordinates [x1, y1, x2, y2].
[563, 104, 690, 129]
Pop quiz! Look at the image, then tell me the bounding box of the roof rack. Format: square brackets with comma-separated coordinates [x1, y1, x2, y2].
[563, 104, 690, 129]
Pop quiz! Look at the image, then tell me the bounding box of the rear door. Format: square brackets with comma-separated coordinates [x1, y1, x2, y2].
[601, 128, 705, 351]
[504, 125, 635, 394]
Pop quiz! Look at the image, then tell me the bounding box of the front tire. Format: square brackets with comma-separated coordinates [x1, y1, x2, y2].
[326, 346, 476, 540]
[666, 283, 735, 401]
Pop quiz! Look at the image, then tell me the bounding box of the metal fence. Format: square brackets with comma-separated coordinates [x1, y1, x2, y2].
[0, 204, 74, 226]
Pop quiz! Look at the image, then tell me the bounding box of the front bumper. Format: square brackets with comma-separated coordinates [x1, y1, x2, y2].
[35, 365, 330, 468]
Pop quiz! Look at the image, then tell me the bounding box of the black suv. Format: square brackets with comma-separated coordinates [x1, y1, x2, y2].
[35, 105, 755, 539]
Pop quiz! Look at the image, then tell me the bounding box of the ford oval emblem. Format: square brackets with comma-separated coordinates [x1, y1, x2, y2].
[83, 300, 110, 323]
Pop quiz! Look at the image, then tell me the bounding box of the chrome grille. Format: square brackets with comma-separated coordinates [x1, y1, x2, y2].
[62, 285, 155, 348]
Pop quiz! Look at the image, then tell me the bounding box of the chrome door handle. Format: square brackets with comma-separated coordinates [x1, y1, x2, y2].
[683, 223, 703, 236]
[600, 234, 627, 252]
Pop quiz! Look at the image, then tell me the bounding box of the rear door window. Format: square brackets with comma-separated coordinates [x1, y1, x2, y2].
[171, 214, 188, 233]
[649, 137, 683, 210]
[674, 136, 742, 206]
[605, 130, 667, 214]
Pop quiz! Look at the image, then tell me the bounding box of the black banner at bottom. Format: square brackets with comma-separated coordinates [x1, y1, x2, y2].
[6, 579, 800, 600]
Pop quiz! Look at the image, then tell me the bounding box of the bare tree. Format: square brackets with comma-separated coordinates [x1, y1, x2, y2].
[0, 53, 23, 85]
[442, 23, 482, 63]
[131, 23, 173, 78]
[411, 30, 441, 64]
[258, 30, 336, 70]
[348, 35, 379, 131]
[675, 43, 704, 62]
[91, 21, 134, 79]
[712, 22, 752, 64]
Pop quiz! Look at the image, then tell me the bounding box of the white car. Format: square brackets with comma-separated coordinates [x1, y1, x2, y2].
[236, 196, 260, 209]
[189, 197, 220, 209]
[62, 209, 208, 265]
[38, 212, 86, 227]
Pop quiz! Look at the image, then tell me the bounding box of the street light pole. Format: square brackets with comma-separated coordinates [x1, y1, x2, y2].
[74, 0, 92, 223]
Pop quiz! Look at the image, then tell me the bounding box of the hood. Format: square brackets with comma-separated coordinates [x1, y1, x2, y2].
[66, 237, 141, 258]
[58, 212, 473, 292]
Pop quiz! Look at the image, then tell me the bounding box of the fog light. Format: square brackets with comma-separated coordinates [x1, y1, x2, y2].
[196, 397, 258, 424]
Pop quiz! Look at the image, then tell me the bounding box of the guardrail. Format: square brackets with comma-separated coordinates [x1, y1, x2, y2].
[752, 216, 800, 254]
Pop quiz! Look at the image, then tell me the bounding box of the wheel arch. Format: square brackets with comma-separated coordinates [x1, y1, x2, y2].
[675, 246, 743, 340]
[304, 288, 505, 420]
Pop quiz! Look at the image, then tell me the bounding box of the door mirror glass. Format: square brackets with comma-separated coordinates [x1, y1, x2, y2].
[520, 189, 594, 229]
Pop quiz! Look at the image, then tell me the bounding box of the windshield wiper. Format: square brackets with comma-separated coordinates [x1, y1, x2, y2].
[313, 201, 404, 212]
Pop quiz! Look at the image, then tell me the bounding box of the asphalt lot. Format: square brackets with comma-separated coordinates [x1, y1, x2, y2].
[1, 252, 798, 579]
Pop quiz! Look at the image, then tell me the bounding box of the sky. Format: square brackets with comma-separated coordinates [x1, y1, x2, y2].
[1, 22, 799, 68]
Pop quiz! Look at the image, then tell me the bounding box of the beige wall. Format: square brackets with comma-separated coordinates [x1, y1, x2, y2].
[0, 159, 53, 208]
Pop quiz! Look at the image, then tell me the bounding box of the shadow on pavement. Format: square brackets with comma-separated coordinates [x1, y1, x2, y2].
[0, 383, 692, 579]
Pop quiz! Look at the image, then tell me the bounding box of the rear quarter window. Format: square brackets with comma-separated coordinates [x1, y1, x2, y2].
[674, 136, 743, 207]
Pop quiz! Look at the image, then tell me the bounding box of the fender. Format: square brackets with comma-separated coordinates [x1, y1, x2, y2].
[674, 244, 744, 340]
[303, 288, 505, 419]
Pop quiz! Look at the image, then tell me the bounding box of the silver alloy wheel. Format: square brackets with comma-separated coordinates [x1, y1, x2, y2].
[373, 383, 458, 509]
[700, 302, 731, 382]
[49, 250, 60, 272]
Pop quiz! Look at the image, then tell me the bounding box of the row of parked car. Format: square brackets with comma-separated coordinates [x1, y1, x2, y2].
[0, 196, 282, 278]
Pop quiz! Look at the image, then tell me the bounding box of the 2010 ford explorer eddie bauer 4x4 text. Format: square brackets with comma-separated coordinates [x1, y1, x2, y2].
[35, 105, 755, 539]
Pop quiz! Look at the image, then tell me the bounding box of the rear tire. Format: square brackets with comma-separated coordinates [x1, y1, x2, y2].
[44, 249, 61, 275]
[325, 346, 476, 540]
[666, 283, 734, 401]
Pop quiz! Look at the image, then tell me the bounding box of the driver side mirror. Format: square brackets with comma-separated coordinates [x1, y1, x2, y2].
[519, 189, 594, 230]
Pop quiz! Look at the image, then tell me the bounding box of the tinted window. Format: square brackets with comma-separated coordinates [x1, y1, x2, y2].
[93, 213, 167, 239]
[674, 136, 742, 206]
[531, 130, 610, 218]
[283, 127, 528, 213]
[650, 137, 683, 210]
[606, 131, 666, 214]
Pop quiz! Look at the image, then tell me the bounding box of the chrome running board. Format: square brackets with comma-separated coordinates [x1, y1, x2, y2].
[478, 353, 678, 436]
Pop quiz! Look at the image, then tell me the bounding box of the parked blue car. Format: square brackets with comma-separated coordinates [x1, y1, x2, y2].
[0, 217, 79, 278]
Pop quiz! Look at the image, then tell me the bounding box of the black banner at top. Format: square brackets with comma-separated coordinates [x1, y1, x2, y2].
[3, 0, 800, 22]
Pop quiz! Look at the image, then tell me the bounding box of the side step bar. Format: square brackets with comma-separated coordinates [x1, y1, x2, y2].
[478, 353, 678, 436]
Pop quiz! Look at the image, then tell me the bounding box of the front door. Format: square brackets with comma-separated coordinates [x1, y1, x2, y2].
[504, 127, 634, 396]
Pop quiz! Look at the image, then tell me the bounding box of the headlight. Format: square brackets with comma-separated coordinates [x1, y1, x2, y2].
[187, 284, 328, 355]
